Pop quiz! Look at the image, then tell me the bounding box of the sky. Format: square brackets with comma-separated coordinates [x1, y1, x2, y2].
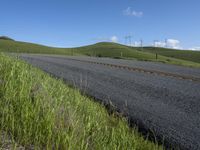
[0, 0, 200, 50]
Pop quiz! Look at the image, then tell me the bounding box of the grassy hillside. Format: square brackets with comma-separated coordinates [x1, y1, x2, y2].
[0, 53, 161, 149]
[73, 43, 200, 68]
[74, 42, 161, 59]
[0, 39, 200, 68]
[0, 36, 15, 41]
[142, 47, 200, 63]
[0, 40, 158, 60]
[0, 39, 72, 55]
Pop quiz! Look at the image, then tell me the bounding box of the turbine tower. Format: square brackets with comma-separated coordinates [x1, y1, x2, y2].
[140, 39, 143, 50]
[165, 39, 168, 48]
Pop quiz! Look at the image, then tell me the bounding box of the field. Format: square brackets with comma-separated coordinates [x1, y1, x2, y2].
[0, 39, 71, 55]
[0, 38, 200, 68]
[0, 53, 162, 149]
[142, 47, 200, 63]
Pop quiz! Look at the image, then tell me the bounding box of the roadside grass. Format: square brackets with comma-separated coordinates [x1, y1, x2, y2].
[0, 53, 162, 149]
[1, 39, 199, 68]
[127, 54, 200, 68]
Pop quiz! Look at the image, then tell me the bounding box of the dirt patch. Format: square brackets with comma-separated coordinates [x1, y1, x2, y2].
[0, 132, 25, 150]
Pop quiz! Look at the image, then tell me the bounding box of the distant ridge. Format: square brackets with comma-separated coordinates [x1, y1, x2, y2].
[0, 36, 14, 41]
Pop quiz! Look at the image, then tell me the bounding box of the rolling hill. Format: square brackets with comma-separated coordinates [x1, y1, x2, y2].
[0, 38, 200, 68]
[142, 47, 200, 63]
[0, 38, 71, 55]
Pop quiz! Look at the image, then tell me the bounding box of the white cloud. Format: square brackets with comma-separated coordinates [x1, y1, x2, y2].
[189, 47, 200, 51]
[167, 39, 182, 49]
[152, 39, 182, 49]
[110, 36, 118, 43]
[134, 41, 141, 47]
[154, 41, 166, 47]
[93, 36, 118, 43]
[123, 7, 143, 17]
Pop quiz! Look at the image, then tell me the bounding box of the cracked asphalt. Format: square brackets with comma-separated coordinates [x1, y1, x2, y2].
[20, 54, 200, 150]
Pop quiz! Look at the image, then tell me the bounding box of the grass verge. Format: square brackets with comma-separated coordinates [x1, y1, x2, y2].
[0, 53, 162, 149]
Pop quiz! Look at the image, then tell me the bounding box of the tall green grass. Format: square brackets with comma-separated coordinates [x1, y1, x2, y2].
[0, 54, 162, 149]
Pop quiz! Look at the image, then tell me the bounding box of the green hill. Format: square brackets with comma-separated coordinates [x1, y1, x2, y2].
[74, 42, 160, 60]
[0, 39, 71, 55]
[0, 40, 159, 60]
[0, 36, 15, 41]
[0, 39, 199, 68]
[142, 47, 200, 63]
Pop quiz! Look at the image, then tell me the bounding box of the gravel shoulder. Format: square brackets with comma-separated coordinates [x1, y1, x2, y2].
[20, 54, 200, 150]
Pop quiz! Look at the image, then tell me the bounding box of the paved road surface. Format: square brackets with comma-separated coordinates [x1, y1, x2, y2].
[20, 54, 200, 150]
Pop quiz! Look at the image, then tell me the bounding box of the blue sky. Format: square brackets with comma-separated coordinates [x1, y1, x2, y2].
[1, 0, 200, 50]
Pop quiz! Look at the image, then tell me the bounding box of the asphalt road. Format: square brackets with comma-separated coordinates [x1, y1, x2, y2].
[20, 54, 200, 150]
